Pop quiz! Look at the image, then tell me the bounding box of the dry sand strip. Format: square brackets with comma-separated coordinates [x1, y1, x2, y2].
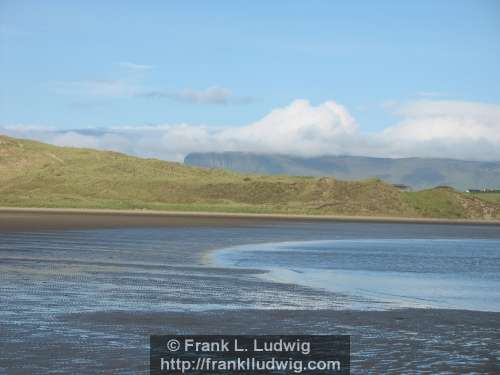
[1, 207, 500, 232]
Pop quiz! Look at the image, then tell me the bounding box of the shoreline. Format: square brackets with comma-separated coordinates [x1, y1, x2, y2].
[2, 213, 499, 373]
[1, 206, 500, 232]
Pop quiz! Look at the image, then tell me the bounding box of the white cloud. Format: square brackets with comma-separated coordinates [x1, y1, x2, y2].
[219, 99, 357, 154]
[377, 100, 500, 160]
[51, 132, 132, 153]
[49, 61, 253, 106]
[391, 100, 500, 124]
[2, 99, 500, 161]
[115, 99, 356, 158]
[2, 124, 57, 132]
[117, 61, 153, 71]
[50, 63, 250, 105]
[52, 79, 250, 105]
[173, 86, 234, 104]
[139, 86, 252, 105]
[385, 101, 500, 143]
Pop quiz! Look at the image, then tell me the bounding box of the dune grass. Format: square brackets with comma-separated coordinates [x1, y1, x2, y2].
[1, 135, 500, 220]
[401, 189, 466, 218]
[471, 193, 500, 204]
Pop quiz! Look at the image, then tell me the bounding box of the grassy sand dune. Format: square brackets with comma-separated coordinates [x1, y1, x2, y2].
[1, 135, 500, 220]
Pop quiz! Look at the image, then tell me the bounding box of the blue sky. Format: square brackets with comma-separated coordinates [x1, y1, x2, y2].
[1, 1, 500, 161]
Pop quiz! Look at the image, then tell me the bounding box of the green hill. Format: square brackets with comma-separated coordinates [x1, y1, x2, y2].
[1, 135, 499, 220]
[185, 152, 500, 191]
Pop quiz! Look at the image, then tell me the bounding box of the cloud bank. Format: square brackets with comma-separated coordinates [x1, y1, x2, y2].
[2, 99, 500, 162]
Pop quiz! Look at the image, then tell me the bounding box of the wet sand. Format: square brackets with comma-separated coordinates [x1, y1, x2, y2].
[0, 208, 279, 232]
[61, 308, 500, 374]
[1, 213, 500, 374]
[2, 306, 499, 374]
[1, 207, 500, 233]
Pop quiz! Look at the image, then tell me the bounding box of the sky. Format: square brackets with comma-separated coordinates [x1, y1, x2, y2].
[1, 0, 500, 161]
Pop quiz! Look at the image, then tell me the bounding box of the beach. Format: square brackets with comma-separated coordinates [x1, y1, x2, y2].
[1, 207, 500, 233]
[1, 210, 500, 374]
[4, 0, 500, 373]
[3, 308, 499, 374]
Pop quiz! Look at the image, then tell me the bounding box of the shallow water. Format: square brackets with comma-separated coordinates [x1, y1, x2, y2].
[214, 239, 500, 311]
[1, 221, 500, 373]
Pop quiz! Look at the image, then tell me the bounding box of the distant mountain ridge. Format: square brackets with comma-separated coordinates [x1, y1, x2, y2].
[2, 134, 500, 220]
[184, 152, 500, 191]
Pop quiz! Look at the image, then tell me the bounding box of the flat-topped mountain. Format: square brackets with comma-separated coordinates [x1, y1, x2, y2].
[1, 135, 500, 220]
[184, 152, 500, 191]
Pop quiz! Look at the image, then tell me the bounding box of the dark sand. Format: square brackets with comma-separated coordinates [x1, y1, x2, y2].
[0, 209, 281, 232]
[1, 207, 500, 233]
[62, 308, 499, 374]
[2, 307, 499, 374]
[1, 210, 500, 374]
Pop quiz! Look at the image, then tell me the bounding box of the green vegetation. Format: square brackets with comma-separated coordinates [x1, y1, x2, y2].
[470, 193, 500, 204]
[402, 188, 467, 218]
[1, 135, 500, 220]
[185, 151, 500, 191]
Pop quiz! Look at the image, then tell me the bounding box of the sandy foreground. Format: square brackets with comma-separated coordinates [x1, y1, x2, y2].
[2, 308, 499, 374]
[1, 206, 500, 232]
[1, 208, 500, 373]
